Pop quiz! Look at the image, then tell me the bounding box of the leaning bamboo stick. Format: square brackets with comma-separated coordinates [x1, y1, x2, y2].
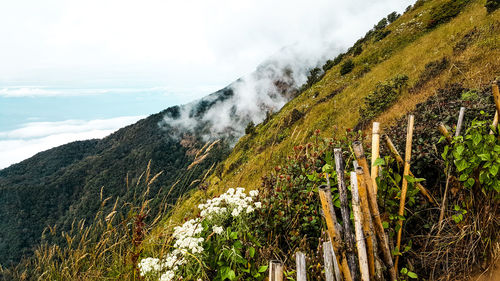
[296, 252, 307, 281]
[438, 122, 453, 143]
[334, 148, 358, 280]
[324, 241, 341, 281]
[493, 81, 500, 114]
[382, 134, 436, 204]
[394, 115, 415, 272]
[353, 142, 397, 281]
[355, 167, 377, 280]
[455, 107, 466, 137]
[269, 260, 284, 281]
[371, 122, 381, 194]
[490, 111, 498, 135]
[351, 171, 370, 281]
[318, 185, 353, 281]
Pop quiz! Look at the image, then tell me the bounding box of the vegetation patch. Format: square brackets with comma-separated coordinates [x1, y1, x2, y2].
[339, 59, 354, 76]
[453, 27, 480, 53]
[413, 57, 449, 90]
[426, 0, 469, 29]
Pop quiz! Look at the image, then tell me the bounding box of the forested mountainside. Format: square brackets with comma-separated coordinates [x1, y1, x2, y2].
[1, 0, 499, 280]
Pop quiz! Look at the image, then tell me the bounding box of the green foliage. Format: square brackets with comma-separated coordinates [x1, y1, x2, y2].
[340, 59, 354, 75]
[485, 0, 500, 13]
[373, 30, 391, 42]
[352, 45, 363, 57]
[245, 121, 256, 135]
[442, 116, 500, 192]
[359, 74, 409, 121]
[322, 52, 345, 72]
[387, 11, 401, 23]
[426, 0, 469, 29]
[400, 267, 418, 280]
[374, 18, 388, 30]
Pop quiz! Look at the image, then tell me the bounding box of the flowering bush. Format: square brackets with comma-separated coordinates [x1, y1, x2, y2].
[138, 188, 267, 281]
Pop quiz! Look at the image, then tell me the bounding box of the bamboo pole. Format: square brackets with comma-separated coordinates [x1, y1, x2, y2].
[296, 252, 307, 281]
[382, 134, 436, 204]
[455, 107, 466, 137]
[269, 260, 284, 281]
[355, 167, 376, 280]
[493, 81, 500, 114]
[490, 111, 498, 135]
[371, 122, 381, 194]
[351, 171, 370, 281]
[318, 185, 353, 281]
[353, 142, 397, 281]
[324, 241, 341, 281]
[394, 115, 415, 272]
[334, 148, 359, 280]
[438, 122, 453, 143]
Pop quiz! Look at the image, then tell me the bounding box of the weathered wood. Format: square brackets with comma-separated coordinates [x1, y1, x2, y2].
[353, 142, 397, 281]
[395, 115, 415, 272]
[455, 107, 466, 137]
[438, 122, 453, 143]
[371, 122, 381, 194]
[351, 171, 370, 281]
[318, 185, 353, 281]
[355, 168, 376, 280]
[324, 241, 341, 281]
[296, 252, 307, 281]
[269, 260, 284, 281]
[382, 134, 435, 204]
[493, 81, 500, 114]
[334, 148, 359, 280]
[490, 111, 498, 135]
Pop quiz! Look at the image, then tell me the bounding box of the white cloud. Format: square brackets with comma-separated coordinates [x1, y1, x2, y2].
[0, 116, 145, 169]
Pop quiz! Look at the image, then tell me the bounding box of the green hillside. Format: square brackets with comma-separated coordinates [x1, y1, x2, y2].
[2, 0, 499, 280]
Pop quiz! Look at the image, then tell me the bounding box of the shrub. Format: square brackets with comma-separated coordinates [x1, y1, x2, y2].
[373, 30, 391, 42]
[374, 18, 388, 30]
[413, 57, 449, 89]
[426, 0, 469, 29]
[352, 45, 363, 56]
[245, 121, 255, 135]
[340, 59, 354, 75]
[387, 11, 401, 23]
[359, 74, 409, 121]
[485, 0, 500, 13]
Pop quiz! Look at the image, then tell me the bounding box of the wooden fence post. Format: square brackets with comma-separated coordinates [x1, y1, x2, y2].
[394, 115, 415, 272]
[438, 122, 453, 143]
[455, 107, 466, 137]
[351, 171, 370, 281]
[318, 185, 353, 281]
[269, 260, 283, 281]
[334, 148, 359, 280]
[371, 122, 381, 194]
[324, 241, 341, 281]
[353, 142, 397, 281]
[296, 252, 306, 281]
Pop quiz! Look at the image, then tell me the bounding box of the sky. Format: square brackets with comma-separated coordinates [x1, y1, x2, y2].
[0, 0, 414, 169]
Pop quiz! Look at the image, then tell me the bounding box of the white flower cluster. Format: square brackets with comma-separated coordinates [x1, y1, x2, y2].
[198, 187, 261, 219]
[138, 187, 262, 281]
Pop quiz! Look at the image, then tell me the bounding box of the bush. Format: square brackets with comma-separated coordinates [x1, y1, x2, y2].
[485, 0, 500, 13]
[245, 121, 255, 135]
[359, 74, 409, 121]
[387, 11, 400, 23]
[340, 59, 354, 75]
[373, 30, 391, 42]
[426, 0, 468, 29]
[352, 45, 363, 56]
[374, 18, 388, 30]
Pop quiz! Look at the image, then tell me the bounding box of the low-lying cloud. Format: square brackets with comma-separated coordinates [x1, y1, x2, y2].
[0, 116, 144, 169]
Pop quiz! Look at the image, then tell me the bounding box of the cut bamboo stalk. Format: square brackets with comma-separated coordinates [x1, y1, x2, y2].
[394, 115, 415, 272]
[355, 168, 376, 280]
[351, 171, 370, 281]
[371, 122, 381, 194]
[269, 260, 284, 281]
[438, 122, 453, 143]
[455, 107, 466, 137]
[490, 111, 498, 135]
[296, 252, 307, 281]
[353, 142, 397, 281]
[493, 81, 500, 114]
[324, 241, 341, 281]
[382, 134, 436, 204]
[334, 148, 359, 280]
[318, 185, 354, 281]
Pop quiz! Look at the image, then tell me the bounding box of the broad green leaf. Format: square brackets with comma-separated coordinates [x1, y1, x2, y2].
[258, 265, 268, 272]
[374, 157, 385, 166]
[408, 271, 418, 278]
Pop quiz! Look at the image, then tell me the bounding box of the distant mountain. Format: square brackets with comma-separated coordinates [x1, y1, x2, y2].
[0, 53, 320, 266]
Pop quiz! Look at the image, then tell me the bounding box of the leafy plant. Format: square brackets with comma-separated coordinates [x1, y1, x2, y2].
[485, 0, 500, 13]
[340, 59, 355, 75]
[426, 0, 469, 29]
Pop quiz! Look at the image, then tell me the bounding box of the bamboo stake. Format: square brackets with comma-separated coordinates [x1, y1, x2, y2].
[455, 107, 466, 137]
[296, 252, 307, 281]
[269, 260, 283, 281]
[353, 142, 397, 281]
[324, 241, 341, 281]
[318, 185, 354, 281]
[334, 148, 358, 280]
[438, 122, 453, 143]
[382, 134, 436, 204]
[355, 168, 376, 280]
[493, 81, 500, 114]
[490, 111, 498, 135]
[351, 171, 370, 281]
[371, 122, 381, 194]
[394, 115, 415, 272]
